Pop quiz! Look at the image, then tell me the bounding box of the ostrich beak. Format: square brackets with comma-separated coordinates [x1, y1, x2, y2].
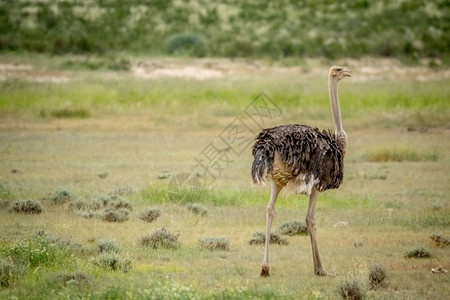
[342, 69, 351, 77]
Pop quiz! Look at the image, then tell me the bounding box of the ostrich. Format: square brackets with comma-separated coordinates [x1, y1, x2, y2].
[251, 66, 351, 277]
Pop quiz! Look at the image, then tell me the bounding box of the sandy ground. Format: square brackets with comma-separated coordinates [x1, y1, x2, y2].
[1, 58, 449, 83]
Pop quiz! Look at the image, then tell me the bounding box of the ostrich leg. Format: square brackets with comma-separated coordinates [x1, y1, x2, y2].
[305, 189, 332, 276]
[261, 182, 283, 277]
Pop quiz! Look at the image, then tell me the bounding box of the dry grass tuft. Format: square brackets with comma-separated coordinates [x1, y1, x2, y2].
[430, 233, 449, 247]
[0, 200, 10, 209]
[276, 221, 309, 236]
[44, 187, 72, 205]
[101, 208, 129, 223]
[54, 271, 92, 287]
[93, 195, 133, 211]
[369, 264, 387, 289]
[338, 280, 366, 300]
[0, 258, 22, 287]
[92, 253, 132, 272]
[35, 229, 89, 255]
[364, 147, 439, 162]
[198, 237, 231, 251]
[186, 203, 207, 216]
[67, 199, 90, 211]
[76, 209, 99, 219]
[138, 227, 180, 249]
[139, 208, 161, 223]
[248, 231, 288, 245]
[8, 200, 43, 214]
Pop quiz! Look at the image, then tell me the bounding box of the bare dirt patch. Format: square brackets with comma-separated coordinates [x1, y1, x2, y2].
[0, 63, 69, 83]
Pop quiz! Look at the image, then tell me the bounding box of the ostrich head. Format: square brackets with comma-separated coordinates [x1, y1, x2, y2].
[329, 66, 351, 82]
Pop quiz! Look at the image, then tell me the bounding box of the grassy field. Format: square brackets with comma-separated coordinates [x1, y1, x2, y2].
[0, 55, 449, 299]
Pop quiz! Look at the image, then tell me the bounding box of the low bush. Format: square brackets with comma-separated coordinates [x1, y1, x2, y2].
[198, 237, 231, 251]
[8, 200, 43, 214]
[338, 280, 365, 300]
[54, 271, 92, 287]
[97, 239, 121, 254]
[248, 231, 288, 245]
[276, 221, 309, 236]
[369, 264, 387, 289]
[405, 246, 431, 258]
[139, 208, 161, 223]
[138, 228, 180, 249]
[92, 253, 132, 272]
[186, 203, 207, 216]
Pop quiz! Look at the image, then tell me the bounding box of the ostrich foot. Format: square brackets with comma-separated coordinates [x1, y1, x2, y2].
[315, 269, 334, 277]
[261, 264, 270, 277]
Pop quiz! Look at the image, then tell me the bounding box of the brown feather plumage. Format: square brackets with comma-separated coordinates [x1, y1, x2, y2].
[251, 124, 345, 193]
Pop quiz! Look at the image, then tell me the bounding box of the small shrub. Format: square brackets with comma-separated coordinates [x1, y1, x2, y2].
[138, 227, 180, 249]
[405, 246, 431, 258]
[199, 237, 231, 251]
[139, 208, 161, 223]
[45, 187, 72, 205]
[369, 264, 387, 289]
[186, 203, 207, 216]
[101, 208, 129, 223]
[0, 257, 22, 287]
[338, 280, 365, 300]
[54, 271, 92, 287]
[276, 221, 309, 236]
[8, 200, 43, 214]
[430, 233, 449, 247]
[248, 231, 288, 245]
[97, 239, 121, 254]
[92, 253, 132, 272]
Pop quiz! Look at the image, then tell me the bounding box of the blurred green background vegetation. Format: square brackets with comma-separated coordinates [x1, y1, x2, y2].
[1, 0, 449, 62]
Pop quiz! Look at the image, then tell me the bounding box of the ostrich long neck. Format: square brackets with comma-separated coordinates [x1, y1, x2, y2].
[328, 76, 346, 139]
